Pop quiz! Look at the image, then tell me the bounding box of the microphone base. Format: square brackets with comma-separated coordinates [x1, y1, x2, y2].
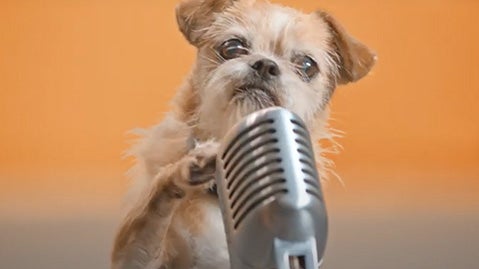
[274, 237, 322, 269]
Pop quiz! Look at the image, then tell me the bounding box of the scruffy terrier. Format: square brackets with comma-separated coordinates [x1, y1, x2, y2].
[111, 0, 376, 268]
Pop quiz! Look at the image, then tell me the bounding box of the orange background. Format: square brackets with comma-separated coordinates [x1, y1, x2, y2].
[1, 1, 478, 268]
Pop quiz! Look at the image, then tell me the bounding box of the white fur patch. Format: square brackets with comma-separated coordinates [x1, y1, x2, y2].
[268, 8, 292, 37]
[192, 200, 230, 269]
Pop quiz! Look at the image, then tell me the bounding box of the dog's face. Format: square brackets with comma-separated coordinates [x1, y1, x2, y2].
[176, 0, 376, 138]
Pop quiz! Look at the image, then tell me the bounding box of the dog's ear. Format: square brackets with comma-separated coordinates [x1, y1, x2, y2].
[316, 11, 376, 84]
[176, 0, 237, 46]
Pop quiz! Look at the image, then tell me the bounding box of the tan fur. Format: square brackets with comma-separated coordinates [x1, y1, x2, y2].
[111, 1, 376, 268]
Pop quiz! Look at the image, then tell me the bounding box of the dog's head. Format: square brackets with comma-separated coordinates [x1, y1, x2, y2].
[176, 0, 376, 138]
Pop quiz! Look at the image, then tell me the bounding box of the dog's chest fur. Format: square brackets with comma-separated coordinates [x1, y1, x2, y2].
[185, 199, 230, 269]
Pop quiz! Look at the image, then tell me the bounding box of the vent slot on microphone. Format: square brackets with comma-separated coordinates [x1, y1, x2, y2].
[232, 177, 287, 219]
[230, 168, 285, 210]
[290, 118, 306, 129]
[234, 187, 288, 230]
[229, 167, 284, 203]
[222, 119, 274, 160]
[294, 137, 311, 150]
[228, 158, 285, 230]
[228, 157, 283, 194]
[220, 116, 290, 230]
[223, 129, 276, 171]
[229, 151, 287, 230]
[291, 119, 323, 202]
[299, 157, 316, 173]
[225, 138, 279, 189]
[304, 178, 322, 201]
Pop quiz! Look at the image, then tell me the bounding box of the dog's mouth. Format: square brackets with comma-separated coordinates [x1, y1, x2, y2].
[232, 85, 280, 107]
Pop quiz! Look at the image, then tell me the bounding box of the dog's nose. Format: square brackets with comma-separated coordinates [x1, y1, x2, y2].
[251, 58, 280, 79]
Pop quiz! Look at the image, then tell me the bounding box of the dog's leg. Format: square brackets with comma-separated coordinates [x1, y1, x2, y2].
[111, 141, 219, 269]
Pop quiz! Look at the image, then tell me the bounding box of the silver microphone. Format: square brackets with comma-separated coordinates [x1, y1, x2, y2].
[215, 107, 328, 269]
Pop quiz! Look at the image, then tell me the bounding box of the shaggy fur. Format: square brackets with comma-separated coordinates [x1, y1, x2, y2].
[111, 0, 376, 268]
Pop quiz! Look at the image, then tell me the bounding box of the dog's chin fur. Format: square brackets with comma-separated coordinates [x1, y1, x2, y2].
[111, 1, 376, 269]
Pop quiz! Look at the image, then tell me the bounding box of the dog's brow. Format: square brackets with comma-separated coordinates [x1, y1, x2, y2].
[268, 9, 292, 35]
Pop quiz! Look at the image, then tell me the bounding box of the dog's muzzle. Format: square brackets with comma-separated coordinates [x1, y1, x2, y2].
[232, 85, 280, 107]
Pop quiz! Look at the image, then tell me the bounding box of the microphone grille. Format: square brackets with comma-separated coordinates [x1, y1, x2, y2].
[221, 118, 288, 230]
[216, 108, 328, 269]
[218, 108, 322, 231]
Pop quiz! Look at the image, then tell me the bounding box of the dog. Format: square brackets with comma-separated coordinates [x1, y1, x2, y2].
[111, 0, 376, 268]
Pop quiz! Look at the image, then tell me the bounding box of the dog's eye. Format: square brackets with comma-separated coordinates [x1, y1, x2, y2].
[219, 39, 249, 60]
[293, 55, 320, 82]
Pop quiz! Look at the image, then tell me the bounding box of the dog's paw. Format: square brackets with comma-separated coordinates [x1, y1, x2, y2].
[177, 140, 220, 191]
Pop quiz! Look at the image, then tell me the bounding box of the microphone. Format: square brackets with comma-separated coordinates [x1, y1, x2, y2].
[215, 107, 328, 269]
